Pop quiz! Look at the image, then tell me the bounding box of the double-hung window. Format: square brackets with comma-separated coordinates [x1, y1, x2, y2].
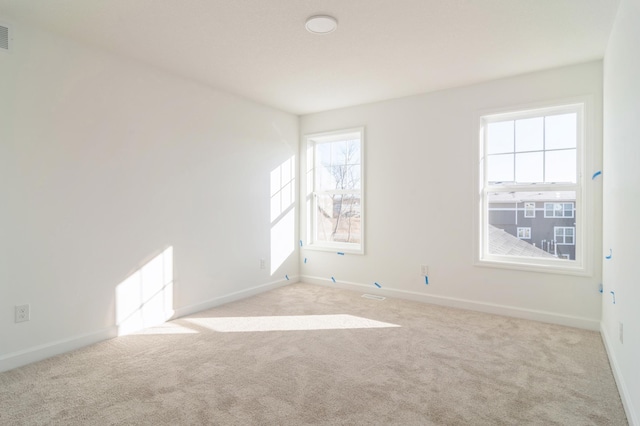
[478, 102, 587, 273]
[304, 128, 364, 253]
[524, 202, 536, 218]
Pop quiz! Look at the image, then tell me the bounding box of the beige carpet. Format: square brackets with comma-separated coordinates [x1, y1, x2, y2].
[0, 283, 628, 425]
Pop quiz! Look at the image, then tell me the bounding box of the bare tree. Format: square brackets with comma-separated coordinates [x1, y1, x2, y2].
[326, 141, 359, 242]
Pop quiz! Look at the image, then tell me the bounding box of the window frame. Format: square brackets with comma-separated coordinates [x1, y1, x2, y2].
[554, 226, 575, 245]
[524, 202, 536, 218]
[544, 202, 574, 218]
[517, 227, 531, 239]
[303, 127, 365, 254]
[475, 99, 591, 276]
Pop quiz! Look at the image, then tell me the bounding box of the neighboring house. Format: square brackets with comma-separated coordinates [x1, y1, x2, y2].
[488, 192, 576, 260]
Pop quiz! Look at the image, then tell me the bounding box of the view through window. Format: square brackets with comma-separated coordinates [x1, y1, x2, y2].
[305, 128, 364, 253]
[480, 104, 584, 269]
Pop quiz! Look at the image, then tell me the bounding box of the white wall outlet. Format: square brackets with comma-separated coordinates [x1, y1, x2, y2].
[421, 265, 429, 276]
[260, 258, 266, 270]
[15, 304, 30, 323]
[619, 322, 623, 344]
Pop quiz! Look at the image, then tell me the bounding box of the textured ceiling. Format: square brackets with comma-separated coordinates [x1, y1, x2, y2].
[0, 0, 621, 115]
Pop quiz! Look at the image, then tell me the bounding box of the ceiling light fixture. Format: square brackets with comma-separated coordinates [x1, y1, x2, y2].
[305, 15, 338, 35]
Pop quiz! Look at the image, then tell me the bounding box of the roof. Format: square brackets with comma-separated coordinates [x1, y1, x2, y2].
[488, 225, 556, 258]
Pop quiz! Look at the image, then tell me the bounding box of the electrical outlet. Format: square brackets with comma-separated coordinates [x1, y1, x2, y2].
[15, 304, 30, 323]
[619, 322, 624, 344]
[421, 265, 429, 276]
[260, 258, 266, 270]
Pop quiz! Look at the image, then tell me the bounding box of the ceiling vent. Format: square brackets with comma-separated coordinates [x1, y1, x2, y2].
[0, 23, 10, 52]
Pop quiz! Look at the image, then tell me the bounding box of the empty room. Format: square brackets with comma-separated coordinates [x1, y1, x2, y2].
[0, 1, 638, 424]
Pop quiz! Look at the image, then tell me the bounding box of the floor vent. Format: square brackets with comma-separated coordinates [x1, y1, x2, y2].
[362, 294, 385, 301]
[0, 24, 9, 52]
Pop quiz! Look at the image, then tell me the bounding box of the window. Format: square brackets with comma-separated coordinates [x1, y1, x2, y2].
[477, 102, 587, 273]
[544, 202, 574, 218]
[304, 128, 364, 253]
[554, 227, 575, 245]
[517, 227, 531, 239]
[524, 202, 535, 218]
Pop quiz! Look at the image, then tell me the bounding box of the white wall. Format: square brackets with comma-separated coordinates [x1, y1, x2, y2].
[300, 62, 603, 330]
[0, 21, 299, 371]
[602, 0, 640, 423]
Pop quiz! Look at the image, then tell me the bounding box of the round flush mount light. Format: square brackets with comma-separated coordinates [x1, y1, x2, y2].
[305, 15, 338, 35]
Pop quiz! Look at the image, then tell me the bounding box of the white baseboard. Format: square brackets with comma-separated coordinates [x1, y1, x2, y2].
[0, 326, 118, 373]
[601, 323, 638, 426]
[0, 277, 297, 374]
[173, 276, 297, 319]
[301, 275, 600, 331]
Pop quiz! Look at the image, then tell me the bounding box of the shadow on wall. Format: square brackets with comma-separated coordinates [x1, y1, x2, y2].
[115, 246, 174, 336]
[270, 155, 296, 275]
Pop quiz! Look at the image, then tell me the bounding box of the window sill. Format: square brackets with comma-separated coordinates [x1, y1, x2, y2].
[304, 242, 364, 255]
[475, 257, 590, 277]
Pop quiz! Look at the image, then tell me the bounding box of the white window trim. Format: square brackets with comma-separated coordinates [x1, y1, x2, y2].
[303, 127, 365, 254]
[473, 97, 593, 276]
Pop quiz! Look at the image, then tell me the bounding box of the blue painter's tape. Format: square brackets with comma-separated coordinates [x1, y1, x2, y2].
[425, 276, 429, 285]
[374, 282, 382, 288]
[337, 252, 345, 256]
[285, 275, 290, 280]
[606, 249, 612, 260]
[299, 240, 303, 247]
[610, 291, 616, 304]
[331, 276, 336, 283]
[592, 170, 602, 180]
[304, 257, 308, 264]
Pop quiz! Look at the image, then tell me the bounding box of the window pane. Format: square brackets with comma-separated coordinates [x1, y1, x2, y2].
[328, 164, 361, 190]
[487, 154, 514, 183]
[515, 152, 543, 183]
[545, 149, 576, 183]
[488, 191, 576, 260]
[316, 143, 332, 170]
[347, 165, 361, 190]
[331, 141, 348, 166]
[554, 203, 563, 216]
[316, 163, 335, 191]
[346, 140, 361, 165]
[545, 113, 577, 150]
[515, 117, 543, 152]
[487, 121, 514, 154]
[315, 193, 361, 244]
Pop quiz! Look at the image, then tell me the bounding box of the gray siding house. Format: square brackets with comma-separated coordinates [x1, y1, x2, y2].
[488, 193, 576, 260]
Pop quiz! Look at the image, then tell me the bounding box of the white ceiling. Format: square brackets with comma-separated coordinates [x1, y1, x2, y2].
[0, 0, 621, 115]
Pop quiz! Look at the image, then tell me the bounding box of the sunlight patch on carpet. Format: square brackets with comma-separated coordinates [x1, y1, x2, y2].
[183, 314, 400, 332]
[131, 322, 198, 335]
